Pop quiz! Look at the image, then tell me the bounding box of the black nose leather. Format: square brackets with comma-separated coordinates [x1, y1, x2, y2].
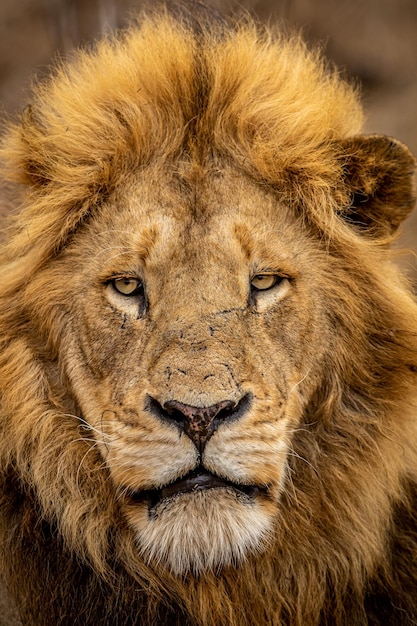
[146, 394, 251, 453]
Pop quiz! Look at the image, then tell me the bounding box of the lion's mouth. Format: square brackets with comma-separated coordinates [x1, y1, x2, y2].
[127, 469, 267, 510]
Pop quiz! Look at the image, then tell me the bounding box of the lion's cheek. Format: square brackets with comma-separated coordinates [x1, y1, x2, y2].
[124, 489, 276, 576]
[101, 433, 198, 493]
[204, 419, 291, 492]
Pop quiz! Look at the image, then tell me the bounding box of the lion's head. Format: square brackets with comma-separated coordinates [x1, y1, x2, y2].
[31, 166, 333, 576]
[1, 8, 417, 626]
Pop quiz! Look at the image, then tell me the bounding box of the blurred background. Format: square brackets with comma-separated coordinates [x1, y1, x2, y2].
[1, 0, 416, 280]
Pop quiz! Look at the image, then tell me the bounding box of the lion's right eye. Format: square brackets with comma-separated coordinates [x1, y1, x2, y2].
[111, 278, 143, 296]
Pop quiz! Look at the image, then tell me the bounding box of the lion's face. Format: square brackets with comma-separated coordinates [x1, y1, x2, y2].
[32, 163, 332, 575]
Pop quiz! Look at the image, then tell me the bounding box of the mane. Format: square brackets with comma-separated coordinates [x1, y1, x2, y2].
[0, 9, 361, 291]
[1, 9, 417, 626]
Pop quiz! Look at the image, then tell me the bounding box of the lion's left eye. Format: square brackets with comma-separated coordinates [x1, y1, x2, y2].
[111, 278, 143, 296]
[251, 274, 282, 291]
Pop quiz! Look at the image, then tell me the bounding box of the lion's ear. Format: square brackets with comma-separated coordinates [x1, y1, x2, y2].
[340, 135, 416, 237]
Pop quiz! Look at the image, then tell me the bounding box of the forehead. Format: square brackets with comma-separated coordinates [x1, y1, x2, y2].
[121, 164, 279, 224]
[85, 163, 314, 271]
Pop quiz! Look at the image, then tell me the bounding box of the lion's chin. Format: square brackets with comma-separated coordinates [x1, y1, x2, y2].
[124, 485, 275, 576]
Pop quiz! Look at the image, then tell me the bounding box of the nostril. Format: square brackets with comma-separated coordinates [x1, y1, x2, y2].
[144, 395, 168, 421]
[214, 393, 252, 425]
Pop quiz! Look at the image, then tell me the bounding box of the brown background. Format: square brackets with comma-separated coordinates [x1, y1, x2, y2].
[1, 0, 416, 280]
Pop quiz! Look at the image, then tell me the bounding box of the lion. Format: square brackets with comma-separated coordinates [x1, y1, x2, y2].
[0, 5, 417, 625]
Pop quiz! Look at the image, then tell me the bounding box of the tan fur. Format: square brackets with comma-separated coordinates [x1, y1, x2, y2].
[1, 7, 417, 626]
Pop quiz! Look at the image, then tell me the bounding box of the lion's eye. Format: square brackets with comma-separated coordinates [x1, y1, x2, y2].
[112, 278, 143, 296]
[251, 274, 281, 291]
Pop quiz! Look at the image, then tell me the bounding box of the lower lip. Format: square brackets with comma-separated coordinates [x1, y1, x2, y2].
[127, 472, 266, 509]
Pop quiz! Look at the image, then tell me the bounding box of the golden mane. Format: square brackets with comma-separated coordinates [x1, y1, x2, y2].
[1, 7, 417, 626]
[0, 11, 361, 287]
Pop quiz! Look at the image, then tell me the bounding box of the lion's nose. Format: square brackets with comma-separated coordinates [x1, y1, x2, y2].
[164, 395, 251, 453]
[146, 394, 252, 453]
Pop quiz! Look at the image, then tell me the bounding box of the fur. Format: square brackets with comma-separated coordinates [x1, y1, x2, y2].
[0, 6, 417, 626]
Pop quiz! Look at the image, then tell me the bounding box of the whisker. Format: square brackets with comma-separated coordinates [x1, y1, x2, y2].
[286, 449, 319, 475]
[288, 367, 313, 395]
[70, 414, 114, 441]
[92, 247, 134, 262]
[75, 441, 101, 495]
[282, 466, 300, 506]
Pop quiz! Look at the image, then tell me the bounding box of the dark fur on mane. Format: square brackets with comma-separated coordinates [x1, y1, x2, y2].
[2, 473, 417, 624]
